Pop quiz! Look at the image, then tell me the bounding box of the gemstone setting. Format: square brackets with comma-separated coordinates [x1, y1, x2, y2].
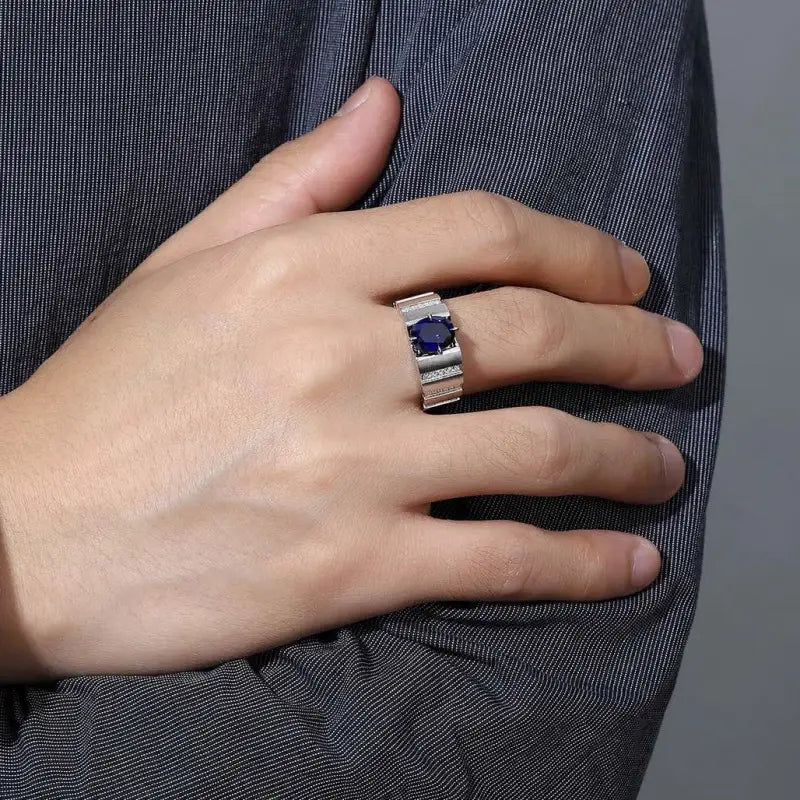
[408, 315, 456, 355]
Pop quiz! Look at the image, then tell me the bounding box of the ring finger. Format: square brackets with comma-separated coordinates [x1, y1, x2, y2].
[383, 285, 703, 401]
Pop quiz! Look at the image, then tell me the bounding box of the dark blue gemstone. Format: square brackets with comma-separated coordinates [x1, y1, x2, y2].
[409, 316, 455, 354]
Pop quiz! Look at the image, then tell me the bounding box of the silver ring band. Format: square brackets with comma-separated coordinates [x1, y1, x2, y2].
[393, 291, 464, 410]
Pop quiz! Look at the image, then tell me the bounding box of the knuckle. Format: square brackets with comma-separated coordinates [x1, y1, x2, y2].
[288, 325, 351, 400]
[638, 430, 674, 488]
[459, 190, 523, 264]
[248, 228, 315, 291]
[473, 286, 531, 353]
[607, 307, 680, 390]
[476, 412, 539, 479]
[250, 143, 312, 205]
[571, 536, 606, 601]
[569, 224, 619, 294]
[607, 307, 645, 385]
[473, 287, 566, 362]
[464, 529, 540, 600]
[279, 303, 383, 403]
[254, 314, 346, 404]
[528, 292, 568, 360]
[464, 407, 580, 488]
[577, 224, 615, 268]
[531, 408, 577, 485]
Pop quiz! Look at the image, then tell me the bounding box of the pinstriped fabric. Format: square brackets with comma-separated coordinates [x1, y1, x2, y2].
[0, 1, 725, 798]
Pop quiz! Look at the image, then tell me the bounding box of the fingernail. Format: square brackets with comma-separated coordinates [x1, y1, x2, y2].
[665, 320, 704, 380]
[631, 539, 662, 590]
[643, 432, 685, 488]
[616, 240, 650, 299]
[335, 79, 374, 117]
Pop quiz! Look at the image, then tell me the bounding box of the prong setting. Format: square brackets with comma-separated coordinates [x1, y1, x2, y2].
[393, 292, 463, 410]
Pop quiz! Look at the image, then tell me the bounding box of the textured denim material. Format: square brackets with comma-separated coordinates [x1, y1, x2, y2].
[0, 2, 725, 798]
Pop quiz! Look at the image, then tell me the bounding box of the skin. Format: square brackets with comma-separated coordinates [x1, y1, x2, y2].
[0, 77, 703, 682]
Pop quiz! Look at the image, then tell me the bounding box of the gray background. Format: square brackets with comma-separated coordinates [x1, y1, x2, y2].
[640, 1, 800, 797]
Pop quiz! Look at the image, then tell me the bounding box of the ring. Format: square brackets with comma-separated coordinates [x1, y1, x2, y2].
[393, 291, 464, 410]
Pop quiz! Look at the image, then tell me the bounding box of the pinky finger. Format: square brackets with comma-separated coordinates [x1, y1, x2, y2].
[396, 516, 662, 604]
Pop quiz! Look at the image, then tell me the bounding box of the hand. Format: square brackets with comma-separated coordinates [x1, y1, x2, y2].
[0, 77, 702, 681]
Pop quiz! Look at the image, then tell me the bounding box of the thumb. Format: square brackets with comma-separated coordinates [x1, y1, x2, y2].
[141, 76, 401, 272]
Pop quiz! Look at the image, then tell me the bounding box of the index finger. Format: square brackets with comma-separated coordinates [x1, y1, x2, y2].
[293, 190, 651, 304]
